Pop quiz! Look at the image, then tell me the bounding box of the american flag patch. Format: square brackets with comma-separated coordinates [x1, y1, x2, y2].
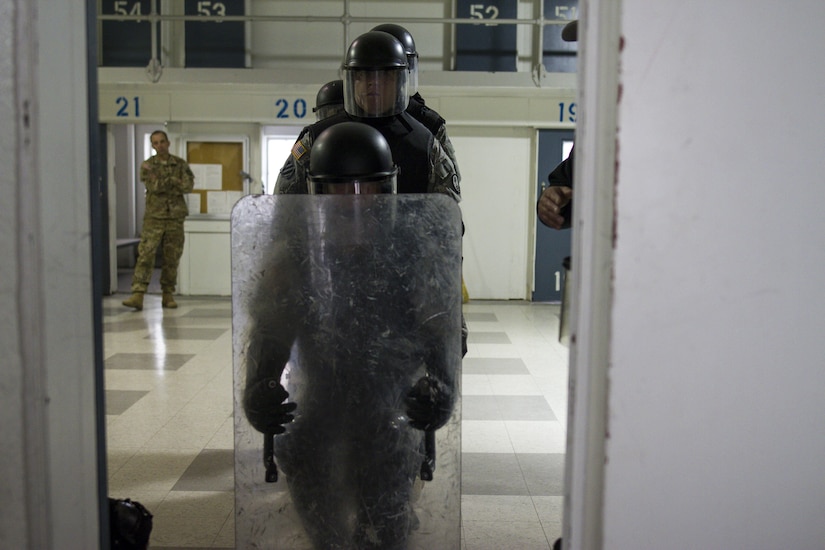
[291, 141, 307, 160]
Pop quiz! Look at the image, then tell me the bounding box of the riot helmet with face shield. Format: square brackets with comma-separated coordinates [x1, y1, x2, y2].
[342, 31, 409, 118]
[371, 24, 419, 95]
[306, 122, 400, 253]
[313, 80, 345, 121]
[308, 121, 398, 195]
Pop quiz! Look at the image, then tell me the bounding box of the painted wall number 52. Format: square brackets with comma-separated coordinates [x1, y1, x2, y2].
[469, 4, 500, 21]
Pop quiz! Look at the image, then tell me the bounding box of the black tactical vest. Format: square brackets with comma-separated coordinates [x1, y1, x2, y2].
[407, 93, 446, 137]
[308, 112, 433, 194]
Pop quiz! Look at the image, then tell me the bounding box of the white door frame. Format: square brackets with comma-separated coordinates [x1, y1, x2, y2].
[562, 1, 621, 549]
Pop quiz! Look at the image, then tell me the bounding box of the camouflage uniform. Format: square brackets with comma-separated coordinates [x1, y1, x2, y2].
[130, 154, 195, 294]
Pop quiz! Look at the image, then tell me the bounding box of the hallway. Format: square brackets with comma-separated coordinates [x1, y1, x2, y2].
[103, 288, 568, 549]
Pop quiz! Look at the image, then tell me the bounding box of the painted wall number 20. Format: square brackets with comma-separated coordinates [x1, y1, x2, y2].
[275, 98, 308, 119]
[116, 96, 140, 117]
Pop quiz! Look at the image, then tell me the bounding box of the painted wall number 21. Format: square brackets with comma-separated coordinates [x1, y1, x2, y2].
[116, 96, 141, 117]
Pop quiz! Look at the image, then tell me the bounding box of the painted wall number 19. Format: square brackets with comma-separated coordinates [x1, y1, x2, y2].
[116, 96, 140, 117]
[558, 102, 576, 123]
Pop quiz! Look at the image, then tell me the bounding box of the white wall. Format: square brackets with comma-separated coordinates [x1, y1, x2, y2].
[588, 1, 825, 548]
[0, 0, 33, 544]
[453, 128, 534, 299]
[39, 1, 101, 547]
[1, 0, 100, 547]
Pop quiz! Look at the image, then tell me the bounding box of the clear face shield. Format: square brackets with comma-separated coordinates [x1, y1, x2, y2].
[313, 103, 345, 122]
[407, 53, 419, 96]
[306, 193, 399, 259]
[308, 173, 398, 195]
[344, 68, 409, 118]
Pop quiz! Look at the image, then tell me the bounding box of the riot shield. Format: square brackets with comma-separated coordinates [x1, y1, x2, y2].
[232, 194, 463, 550]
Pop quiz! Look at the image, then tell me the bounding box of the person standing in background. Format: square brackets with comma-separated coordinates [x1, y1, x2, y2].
[122, 130, 195, 311]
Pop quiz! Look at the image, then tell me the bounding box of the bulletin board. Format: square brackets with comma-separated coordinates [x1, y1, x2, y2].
[185, 139, 247, 215]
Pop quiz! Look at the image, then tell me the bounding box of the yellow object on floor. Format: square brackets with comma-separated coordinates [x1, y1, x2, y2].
[462, 278, 469, 303]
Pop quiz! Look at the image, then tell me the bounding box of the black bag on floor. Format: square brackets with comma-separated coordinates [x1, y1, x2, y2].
[109, 497, 153, 550]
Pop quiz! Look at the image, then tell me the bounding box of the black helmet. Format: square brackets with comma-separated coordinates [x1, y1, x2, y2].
[342, 31, 409, 118]
[308, 122, 398, 194]
[372, 24, 419, 94]
[313, 80, 345, 121]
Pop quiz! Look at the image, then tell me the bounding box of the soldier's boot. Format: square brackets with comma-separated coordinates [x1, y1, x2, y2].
[122, 292, 144, 311]
[162, 293, 178, 309]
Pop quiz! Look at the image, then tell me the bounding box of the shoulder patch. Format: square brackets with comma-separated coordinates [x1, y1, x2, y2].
[291, 140, 308, 160]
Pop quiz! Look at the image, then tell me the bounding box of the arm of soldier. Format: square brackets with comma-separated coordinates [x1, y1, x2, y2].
[139, 160, 159, 192]
[435, 125, 461, 184]
[538, 148, 575, 229]
[242, 262, 300, 435]
[178, 162, 195, 194]
[274, 133, 313, 194]
[538, 186, 573, 230]
[406, 310, 461, 432]
[427, 139, 461, 202]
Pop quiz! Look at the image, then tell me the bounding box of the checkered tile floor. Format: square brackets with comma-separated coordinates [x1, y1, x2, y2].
[104, 283, 567, 549]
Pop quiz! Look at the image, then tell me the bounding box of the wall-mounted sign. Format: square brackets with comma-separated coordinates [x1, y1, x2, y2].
[455, 0, 518, 72]
[100, 0, 153, 67]
[543, 0, 579, 73]
[185, 0, 246, 68]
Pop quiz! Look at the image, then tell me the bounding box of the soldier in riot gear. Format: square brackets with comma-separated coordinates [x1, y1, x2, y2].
[274, 31, 459, 201]
[312, 79, 345, 122]
[306, 121, 398, 194]
[242, 121, 461, 550]
[371, 23, 462, 183]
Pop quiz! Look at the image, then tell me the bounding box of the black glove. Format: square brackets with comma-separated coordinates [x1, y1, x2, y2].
[405, 376, 454, 431]
[243, 378, 297, 434]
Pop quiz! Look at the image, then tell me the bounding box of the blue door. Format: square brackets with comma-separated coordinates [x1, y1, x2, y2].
[533, 129, 574, 302]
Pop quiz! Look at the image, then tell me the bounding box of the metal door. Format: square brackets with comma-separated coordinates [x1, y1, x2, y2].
[533, 129, 574, 302]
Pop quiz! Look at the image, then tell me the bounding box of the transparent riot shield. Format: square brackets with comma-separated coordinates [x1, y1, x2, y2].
[232, 194, 463, 550]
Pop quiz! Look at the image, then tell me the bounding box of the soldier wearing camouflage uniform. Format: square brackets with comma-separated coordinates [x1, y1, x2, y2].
[274, 31, 460, 202]
[122, 130, 195, 311]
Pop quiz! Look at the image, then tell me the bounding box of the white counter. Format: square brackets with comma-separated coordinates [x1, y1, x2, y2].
[178, 217, 231, 296]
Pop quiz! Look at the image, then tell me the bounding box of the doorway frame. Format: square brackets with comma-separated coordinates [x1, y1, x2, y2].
[561, 1, 621, 549]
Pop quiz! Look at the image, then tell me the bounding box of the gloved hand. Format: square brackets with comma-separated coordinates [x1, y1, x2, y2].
[405, 376, 454, 431]
[243, 378, 297, 434]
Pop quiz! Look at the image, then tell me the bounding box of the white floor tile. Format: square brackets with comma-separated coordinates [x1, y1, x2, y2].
[462, 519, 551, 550]
[505, 421, 567, 454]
[461, 421, 513, 453]
[461, 494, 539, 522]
[462, 374, 495, 395]
[486, 374, 545, 395]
